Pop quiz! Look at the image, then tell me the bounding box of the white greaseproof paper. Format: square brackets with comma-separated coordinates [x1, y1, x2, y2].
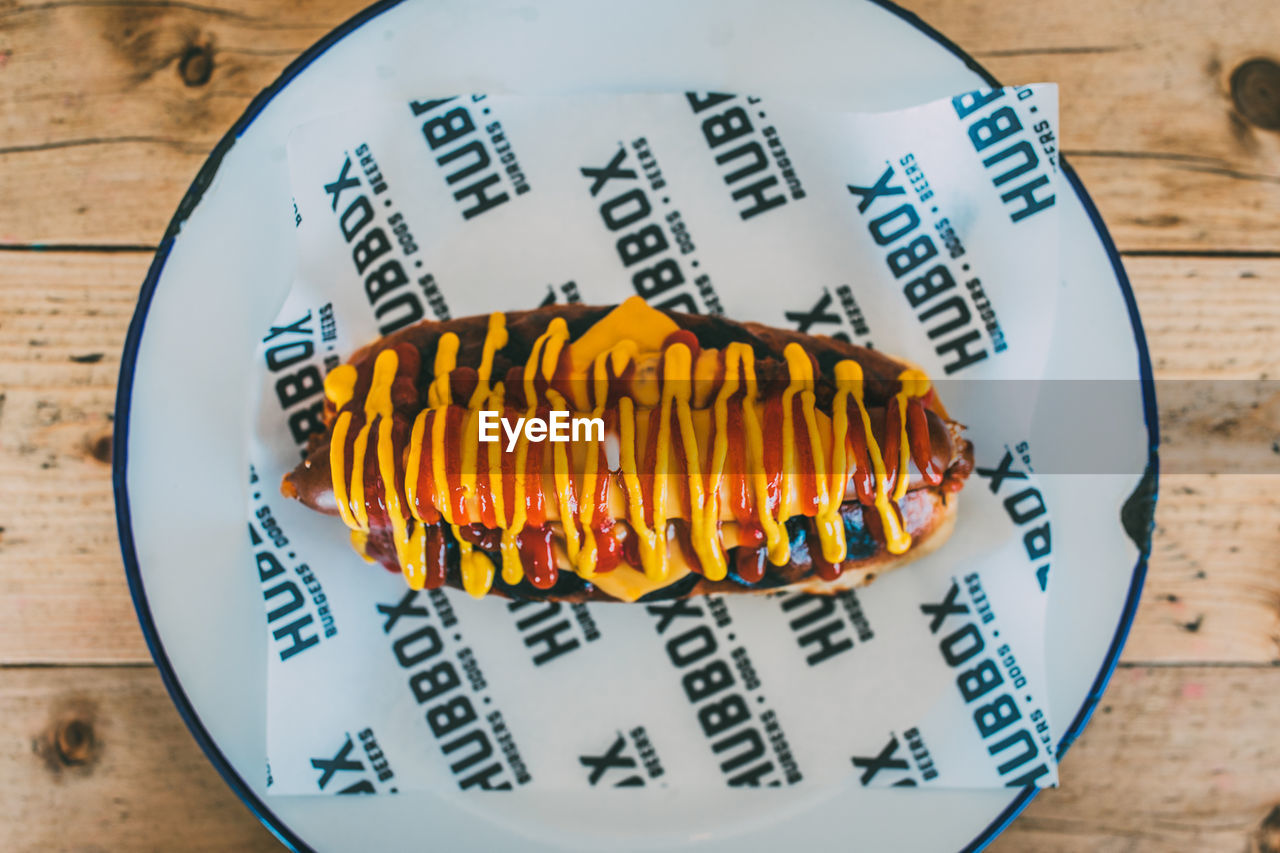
[249, 87, 1062, 793]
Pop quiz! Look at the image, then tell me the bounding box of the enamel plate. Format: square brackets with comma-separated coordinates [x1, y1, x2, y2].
[114, 1, 1157, 850]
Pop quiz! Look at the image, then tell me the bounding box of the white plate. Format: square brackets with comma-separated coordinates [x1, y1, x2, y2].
[113, 1, 1157, 850]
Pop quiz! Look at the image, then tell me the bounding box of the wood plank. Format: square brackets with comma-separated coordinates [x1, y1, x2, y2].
[0, 252, 1276, 664]
[0, 0, 343, 247]
[1123, 258, 1280, 664]
[0, 665, 279, 853]
[0, 0, 1277, 250]
[1, 663, 1274, 851]
[991, 665, 1280, 853]
[910, 0, 1280, 254]
[0, 252, 150, 663]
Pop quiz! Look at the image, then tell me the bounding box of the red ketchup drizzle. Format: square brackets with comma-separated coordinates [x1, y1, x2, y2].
[726, 402, 753, 526]
[640, 408, 661, 529]
[593, 527, 622, 572]
[881, 401, 903, 497]
[735, 546, 767, 584]
[724, 388, 767, 576]
[808, 519, 842, 581]
[661, 329, 701, 361]
[444, 405, 467, 521]
[423, 523, 448, 589]
[621, 527, 642, 569]
[861, 501, 885, 543]
[389, 414, 413, 511]
[390, 342, 421, 410]
[790, 403, 819, 517]
[845, 400, 875, 505]
[586, 381, 626, 574]
[475, 418, 495, 528]
[504, 367, 526, 410]
[529, 339, 551, 402]
[524, 405, 548, 527]
[670, 401, 694, 531]
[413, 410, 441, 524]
[344, 364, 375, 419]
[392, 341, 421, 378]
[449, 367, 478, 407]
[390, 376, 418, 412]
[737, 525, 765, 549]
[362, 416, 389, 531]
[906, 398, 941, 486]
[559, 414, 583, 548]
[590, 418, 621, 573]
[499, 403, 520, 529]
[518, 525, 558, 589]
[459, 523, 501, 551]
[762, 398, 784, 520]
[548, 345, 575, 401]
[607, 361, 636, 409]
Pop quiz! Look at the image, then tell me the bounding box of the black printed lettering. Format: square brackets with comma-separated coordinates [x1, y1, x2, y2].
[852, 735, 909, 786]
[921, 580, 968, 633]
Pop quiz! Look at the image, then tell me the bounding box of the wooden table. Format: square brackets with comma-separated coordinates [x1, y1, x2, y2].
[2, 1, 1277, 850]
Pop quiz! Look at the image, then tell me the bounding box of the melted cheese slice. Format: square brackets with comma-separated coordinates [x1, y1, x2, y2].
[568, 297, 678, 378]
[589, 564, 692, 603]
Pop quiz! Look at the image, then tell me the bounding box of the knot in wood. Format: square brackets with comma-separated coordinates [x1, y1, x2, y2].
[54, 718, 95, 766]
[1253, 804, 1280, 853]
[1231, 58, 1280, 130]
[178, 44, 214, 88]
[90, 433, 112, 465]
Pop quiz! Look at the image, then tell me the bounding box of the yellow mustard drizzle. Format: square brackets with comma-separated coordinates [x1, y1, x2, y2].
[325, 365, 360, 531]
[324, 299, 937, 596]
[367, 350, 429, 589]
[702, 343, 747, 582]
[348, 352, 399, 530]
[426, 331, 493, 598]
[485, 386, 507, 548]
[670, 343, 724, 581]
[404, 407, 428, 522]
[403, 402, 431, 583]
[547, 386, 580, 567]
[828, 361, 858, 551]
[577, 342, 637, 577]
[784, 344, 846, 565]
[848, 360, 912, 555]
[894, 369, 931, 503]
[618, 393, 666, 581]
[349, 529, 376, 563]
[539, 313, 578, 579]
[456, 404, 493, 598]
[492, 381, 525, 588]
[324, 364, 358, 409]
[469, 313, 508, 409]
[738, 348, 789, 566]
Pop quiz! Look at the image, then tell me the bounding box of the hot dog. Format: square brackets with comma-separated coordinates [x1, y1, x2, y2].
[281, 297, 974, 601]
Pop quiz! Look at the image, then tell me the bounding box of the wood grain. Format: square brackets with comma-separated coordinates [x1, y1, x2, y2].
[0, 664, 1273, 853]
[0, 252, 1276, 665]
[0, 665, 279, 853]
[990, 665, 1280, 853]
[0, 0, 1277, 250]
[0, 252, 148, 664]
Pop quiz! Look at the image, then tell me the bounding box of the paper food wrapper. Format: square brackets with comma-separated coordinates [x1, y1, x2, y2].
[248, 86, 1064, 794]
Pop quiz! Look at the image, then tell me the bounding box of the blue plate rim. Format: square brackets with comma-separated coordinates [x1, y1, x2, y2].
[111, 2, 1160, 851]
